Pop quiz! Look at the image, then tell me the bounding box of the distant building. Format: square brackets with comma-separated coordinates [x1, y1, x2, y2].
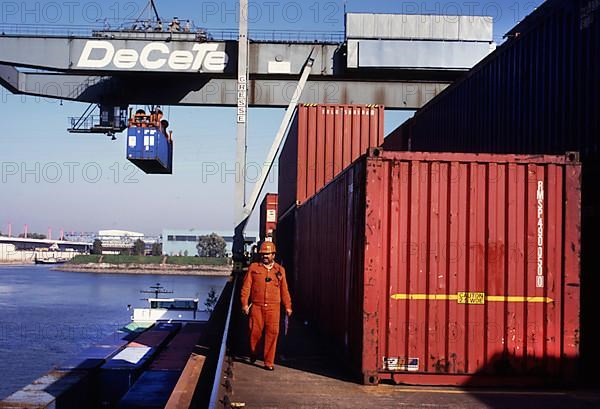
[0, 236, 90, 252]
[0, 236, 90, 263]
[97, 230, 144, 255]
[162, 229, 258, 257]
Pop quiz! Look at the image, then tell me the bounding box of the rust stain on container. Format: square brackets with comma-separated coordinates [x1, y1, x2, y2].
[278, 104, 384, 215]
[288, 149, 580, 386]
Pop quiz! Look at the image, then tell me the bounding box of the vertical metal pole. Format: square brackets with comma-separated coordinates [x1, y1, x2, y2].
[241, 52, 314, 225]
[233, 0, 249, 262]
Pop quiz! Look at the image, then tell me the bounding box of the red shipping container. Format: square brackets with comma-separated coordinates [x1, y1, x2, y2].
[129, 323, 180, 348]
[150, 323, 206, 372]
[278, 104, 384, 215]
[383, 0, 600, 382]
[291, 149, 580, 386]
[259, 193, 278, 242]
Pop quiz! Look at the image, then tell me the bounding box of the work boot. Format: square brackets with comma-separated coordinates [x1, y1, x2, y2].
[264, 365, 274, 371]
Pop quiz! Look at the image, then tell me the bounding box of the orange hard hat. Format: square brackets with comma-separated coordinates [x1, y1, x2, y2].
[259, 241, 276, 254]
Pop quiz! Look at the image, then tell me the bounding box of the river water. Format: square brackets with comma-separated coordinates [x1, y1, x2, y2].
[0, 265, 228, 399]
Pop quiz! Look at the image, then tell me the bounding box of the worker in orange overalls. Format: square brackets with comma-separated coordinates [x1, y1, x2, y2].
[240, 241, 292, 371]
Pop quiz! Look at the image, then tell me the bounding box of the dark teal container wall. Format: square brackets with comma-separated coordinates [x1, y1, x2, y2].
[278, 114, 299, 216]
[274, 211, 297, 296]
[404, 0, 598, 158]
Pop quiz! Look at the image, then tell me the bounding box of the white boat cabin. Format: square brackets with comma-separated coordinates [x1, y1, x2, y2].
[132, 297, 210, 324]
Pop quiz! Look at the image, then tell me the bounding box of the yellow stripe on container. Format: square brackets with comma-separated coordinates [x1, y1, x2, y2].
[390, 293, 554, 304]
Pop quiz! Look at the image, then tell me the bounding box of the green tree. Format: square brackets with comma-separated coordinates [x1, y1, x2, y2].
[133, 239, 146, 256]
[19, 233, 46, 239]
[197, 233, 227, 257]
[91, 239, 103, 255]
[151, 242, 163, 256]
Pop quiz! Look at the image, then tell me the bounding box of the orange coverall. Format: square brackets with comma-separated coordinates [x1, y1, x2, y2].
[240, 262, 292, 367]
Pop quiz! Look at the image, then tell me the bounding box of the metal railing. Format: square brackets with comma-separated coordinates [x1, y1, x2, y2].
[0, 23, 344, 43]
[0, 23, 107, 37]
[208, 275, 238, 409]
[199, 28, 345, 43]
[67, 76, 106, 100]
[68, 115, 127, 133]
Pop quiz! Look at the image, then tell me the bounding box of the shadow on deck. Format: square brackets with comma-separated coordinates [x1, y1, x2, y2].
[226, 315, 600, 409]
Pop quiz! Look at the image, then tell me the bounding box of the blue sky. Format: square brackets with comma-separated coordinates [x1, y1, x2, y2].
[0, 0, 544, 237]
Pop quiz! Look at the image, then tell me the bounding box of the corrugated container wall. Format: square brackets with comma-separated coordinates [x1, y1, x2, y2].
[0, 371, 94, 409]
[149, 323, 205, 372]
[117, 371, 182, 409]
[278, 104, 384, 215]
[275, 211, 297, 293]
[401, 0, 599, 159]
[381, 118, 411, 151]
[292, 149, 580, 386]
[345, 13, 493, 41]
[129, 322, 180, 348]
[259, 193, 278, 242]
[384, 0, 597, 381]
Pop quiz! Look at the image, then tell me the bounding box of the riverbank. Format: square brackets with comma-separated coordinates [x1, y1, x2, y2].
[0, 265, 227, 400]
[56, 263, 232, 276]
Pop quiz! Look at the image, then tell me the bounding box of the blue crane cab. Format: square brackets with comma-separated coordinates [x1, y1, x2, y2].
[126, 108, 173, 174]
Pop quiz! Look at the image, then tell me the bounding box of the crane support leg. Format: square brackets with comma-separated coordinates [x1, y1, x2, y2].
[232, 0, 249, 266]
[232, 50, 315, 263]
